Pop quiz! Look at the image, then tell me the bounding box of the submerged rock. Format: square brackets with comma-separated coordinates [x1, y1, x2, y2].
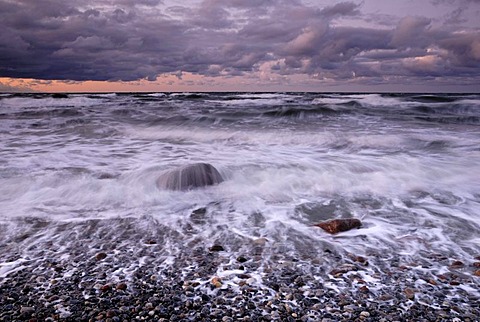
[315, 218, 362, 234]
[156, 163, 224, 191]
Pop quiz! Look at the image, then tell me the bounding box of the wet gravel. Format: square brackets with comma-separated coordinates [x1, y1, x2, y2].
[1, 242, 479, 322]
[1, 216, 479, 321]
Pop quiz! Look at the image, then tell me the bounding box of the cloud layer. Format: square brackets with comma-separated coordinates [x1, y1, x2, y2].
[0, 0, 479, 88]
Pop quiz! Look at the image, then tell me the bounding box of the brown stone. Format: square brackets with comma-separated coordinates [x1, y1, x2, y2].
[474, 270, 480, 276]
[47, 295, 60, 302]
[404, 288, 415, 300]
[426, 279, 437, 286]
[359, 286, 369, 293]
[95, 252, 107, 261]
[450, 260, 464, 268]
[353, 256, 368, 266]
[100, 284, 111, 292]
[450, 280, 461, 286]
[116, 283, 127, 291]
[437, 274, 448, 281]
[315, 218, 362, 234]
[378, 294, 393, 301]
[211, 277, 222, 288]
[330, 264, 357, 276]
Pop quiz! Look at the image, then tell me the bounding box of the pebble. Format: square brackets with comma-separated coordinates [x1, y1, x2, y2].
[20, 306, 35, 314]
[330, 264, 357, 276]
[354, 256, 368, 266]
[209, 245, 225, 252]
[359, 311, 370, 319]
[426, 279, 437, 285]
[450, 260, 464, 268]
[359, 285, 369, 293]
[36, 276, 46, 283]
[404, 288, 415, 300]
[100, 284, 111, 292]
[145, 303, 154, 310]
[237, 256, 248, 263]
[253, 238, 268, 246]
[211, 277, 222, 288]
[95, 252, 107, 261]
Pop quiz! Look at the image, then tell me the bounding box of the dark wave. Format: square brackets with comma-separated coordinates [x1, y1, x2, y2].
[51, 93, 69, 99]
[408, 95, 462, 103]
[15, 108, 84, 119]
[415, 115, 480, 125]
[261, 105, 349, 117]
[1, 92, 479, 128]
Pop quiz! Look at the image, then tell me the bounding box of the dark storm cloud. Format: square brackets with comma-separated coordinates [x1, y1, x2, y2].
[0, 0, 187, 81]
[0, 0, 479, 85]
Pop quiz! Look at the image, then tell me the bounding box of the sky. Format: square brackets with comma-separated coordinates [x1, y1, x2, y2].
[0, 0, 479, 92]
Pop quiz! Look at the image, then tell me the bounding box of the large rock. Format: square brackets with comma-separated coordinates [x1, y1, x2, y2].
[156, 163, 224, 191]
[315, 218, 362, 234]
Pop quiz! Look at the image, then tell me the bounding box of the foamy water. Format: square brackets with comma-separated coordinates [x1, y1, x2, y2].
[1, 92, 479, 300]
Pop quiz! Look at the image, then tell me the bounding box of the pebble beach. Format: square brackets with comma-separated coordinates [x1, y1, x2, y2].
[1, 215, 479, 321]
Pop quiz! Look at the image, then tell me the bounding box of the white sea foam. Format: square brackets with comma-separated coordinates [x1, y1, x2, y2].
[0, 96, 102, 109]
[1, 93, 479, 297]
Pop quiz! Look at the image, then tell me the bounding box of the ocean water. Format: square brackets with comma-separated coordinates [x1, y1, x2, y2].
[0, 92, 479, 297]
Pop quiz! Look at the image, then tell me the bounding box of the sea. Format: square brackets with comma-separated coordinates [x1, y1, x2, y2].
[0, 92, 479, 299]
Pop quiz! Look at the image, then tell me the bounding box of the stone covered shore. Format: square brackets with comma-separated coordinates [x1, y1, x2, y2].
[1, 213, 479, 322]
[1, 240, 479, 322]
